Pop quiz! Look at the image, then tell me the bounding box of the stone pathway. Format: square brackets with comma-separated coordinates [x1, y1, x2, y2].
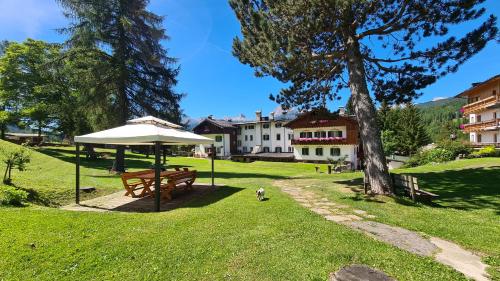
[275, 180, 490, 281]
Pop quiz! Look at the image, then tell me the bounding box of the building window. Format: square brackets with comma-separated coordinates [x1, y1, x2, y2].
[250, 135, 253, 141]
[288, 134, 293, 140]
[477, 134, 482, 143]
[307, 132, 313, 138]
[315, 147, 323, 156]
[300, 132, 307, 138]
[263, 146, 270, 153]
[248, 125, 255, 129]
[275, 147, 282, 153]
[249, 146, 253, 152]
[494, 134, 497, 143]
[330, 147, 341, 156]
[245, 135, 248, 141]
[237, 128, 242, 135]
[314, 132, 320, 138]
[302, 147, 309, 155]
[263, 134, 270, 141]
[244, 126, 247, 130]
[493, 90, 497, 96]
[328, 131, 343, 138]
[263, 123, 270, 129]
[237, 140, 242, 146]
[288, 147, 293, 152]
[275, 123, 282, 128]
[477, 115, 481, 122]
[276, 133, 281, 140]
[215, 135, 223, 142]
[243, 147, 247, 153]
[216, 147, 222, 154]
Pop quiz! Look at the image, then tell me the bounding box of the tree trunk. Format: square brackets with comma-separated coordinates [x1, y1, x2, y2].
[3, 164, 9, 183]
[0, 124, 5, 140]
[84, 144, 98, 160]
[8, 164, 12, 181]
[113, 146, 126, 172]
[37, 119, 43, 138]
[344, 32, 393, 195]
[112, 1, 129, 173]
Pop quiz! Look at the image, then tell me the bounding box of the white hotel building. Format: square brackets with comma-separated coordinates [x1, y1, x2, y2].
[193, 108, 362, 168]
[193, 111, 294, 158]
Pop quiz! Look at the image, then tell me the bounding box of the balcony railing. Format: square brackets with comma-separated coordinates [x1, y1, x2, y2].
[462, 118, 500, 133]
[470, 142, 500, 148]
[462, 93, 500, 115]
[291, 137, 351, 145]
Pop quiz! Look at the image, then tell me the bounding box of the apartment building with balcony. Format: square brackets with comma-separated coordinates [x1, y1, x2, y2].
[457, 74, 500, 147]
[285, 108, 361, 168]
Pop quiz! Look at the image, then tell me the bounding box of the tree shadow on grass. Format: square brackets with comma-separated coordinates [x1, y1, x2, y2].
[197, 171, 289, 180]
[409, 167, 500, 212]
[89, 185, 245, 213]
[333, 166, 500, 212]
[182, 185, 245, 208]
[10, 183, 53, 207]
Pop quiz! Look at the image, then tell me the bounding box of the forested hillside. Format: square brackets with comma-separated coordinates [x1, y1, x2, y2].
[417, 98, 467, 142]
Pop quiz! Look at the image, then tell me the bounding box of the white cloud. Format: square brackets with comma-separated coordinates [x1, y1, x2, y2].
[432, 97, 447, 102]
[0, 0, 65, 40]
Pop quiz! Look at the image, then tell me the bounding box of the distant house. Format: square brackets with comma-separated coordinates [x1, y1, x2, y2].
[193, 117, 238, 158]
[457, 74, 500, 147]
[285, 108, 361, 168]
[5, 132, 46, 145]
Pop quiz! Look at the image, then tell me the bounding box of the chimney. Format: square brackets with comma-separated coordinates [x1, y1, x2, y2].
[208, 115, 213, 120]
[338, 107, 346, 116]
[270, 112, 275, 120]
[255, 111, 262, 121]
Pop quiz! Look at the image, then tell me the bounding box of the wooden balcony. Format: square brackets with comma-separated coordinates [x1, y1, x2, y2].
[462, 93, 500, 115]
[462, 118, 500, 133]
[291, 137, 356, 145]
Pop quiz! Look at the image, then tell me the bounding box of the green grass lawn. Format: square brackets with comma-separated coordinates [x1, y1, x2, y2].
[289, 157, 500, 279]
[0, 140, 498, 280]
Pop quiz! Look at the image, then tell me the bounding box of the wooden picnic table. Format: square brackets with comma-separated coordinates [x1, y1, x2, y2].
[134, 170, 183, 197]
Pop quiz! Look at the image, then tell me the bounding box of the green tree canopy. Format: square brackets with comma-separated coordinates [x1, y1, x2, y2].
[58, 0, 184, 170]
[0, 39, 62, 137]
[230, 0, 497, 194]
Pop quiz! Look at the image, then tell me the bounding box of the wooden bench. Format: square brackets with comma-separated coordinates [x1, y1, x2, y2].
[159, 170, 197, 200]
[391, 174, 439, 202]
[121, 169, 154, 197]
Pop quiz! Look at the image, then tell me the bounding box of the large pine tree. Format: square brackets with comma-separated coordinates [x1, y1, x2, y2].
[230, 0, 497, 194]
[58, 0, 183, 171]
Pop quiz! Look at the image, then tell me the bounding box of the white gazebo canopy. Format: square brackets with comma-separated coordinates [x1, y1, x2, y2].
[74, 116, 213, 145]
[73, 116, 215, 212]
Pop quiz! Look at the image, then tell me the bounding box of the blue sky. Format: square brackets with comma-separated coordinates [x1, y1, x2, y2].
[0, 0, 498, 120]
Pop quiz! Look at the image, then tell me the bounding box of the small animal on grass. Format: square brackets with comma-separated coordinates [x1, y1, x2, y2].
[256, 188, 265, 201]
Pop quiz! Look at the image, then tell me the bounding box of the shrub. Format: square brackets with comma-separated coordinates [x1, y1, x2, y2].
[425, 148, 455, 163]
[405, 147, 456, 167]
[0, 145, 31, 184]
[1, 186, 28, 206]
[436, 140, 472, 157]
[471, 145, 498, 157]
